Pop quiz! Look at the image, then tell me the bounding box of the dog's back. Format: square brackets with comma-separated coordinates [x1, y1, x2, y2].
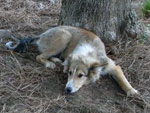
[37, 26, 106, 59]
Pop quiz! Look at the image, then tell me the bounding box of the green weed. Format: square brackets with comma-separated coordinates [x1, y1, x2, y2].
[142, 0, 150, 17]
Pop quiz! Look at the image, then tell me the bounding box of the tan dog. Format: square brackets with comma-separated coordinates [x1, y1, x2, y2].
[5, 26, 138, 96]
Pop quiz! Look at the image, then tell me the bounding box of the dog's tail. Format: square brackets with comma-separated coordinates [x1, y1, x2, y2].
[5, 36, 40, 52]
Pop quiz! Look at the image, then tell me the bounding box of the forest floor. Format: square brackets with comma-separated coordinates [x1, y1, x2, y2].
[0, 0, 150, 113]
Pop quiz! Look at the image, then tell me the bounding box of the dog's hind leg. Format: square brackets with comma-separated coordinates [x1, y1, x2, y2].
[36, 29, 72, 68]
[50, 57, 62, 63]
[36, 52, 56, 69]
[104, 58, 139, 96]
[36, 45, 67, 69]
[36, 38, 71, 69]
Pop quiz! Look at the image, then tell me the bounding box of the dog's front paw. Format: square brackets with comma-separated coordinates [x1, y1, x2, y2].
[45, 62, 56, 69]
[127, 88, 139, 97]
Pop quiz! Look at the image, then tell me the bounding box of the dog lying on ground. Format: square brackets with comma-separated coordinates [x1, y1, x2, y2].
[5, 26, 138, 96]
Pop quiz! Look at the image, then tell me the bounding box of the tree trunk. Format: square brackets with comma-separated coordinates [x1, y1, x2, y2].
[58, 0, 140, 42]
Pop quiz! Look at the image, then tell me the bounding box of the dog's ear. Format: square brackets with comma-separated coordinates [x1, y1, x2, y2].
[89, 60, 100, 70]
[90, 57, 108, 70]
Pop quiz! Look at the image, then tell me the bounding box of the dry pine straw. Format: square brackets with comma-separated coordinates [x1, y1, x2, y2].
[0, 0, 150, 113]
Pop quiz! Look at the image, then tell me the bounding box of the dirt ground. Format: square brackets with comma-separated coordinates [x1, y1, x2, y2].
[0, 0, 150, 113]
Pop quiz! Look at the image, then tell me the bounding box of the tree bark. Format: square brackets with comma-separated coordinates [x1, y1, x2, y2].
[58, 0, 140, 42]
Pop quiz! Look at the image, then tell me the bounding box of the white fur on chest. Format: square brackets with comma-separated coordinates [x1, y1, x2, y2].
[71, 43, 95, 59]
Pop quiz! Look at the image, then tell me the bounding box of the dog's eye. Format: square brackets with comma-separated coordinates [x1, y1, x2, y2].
[78, 74, 84, 78]
[68, 71, 72, 75]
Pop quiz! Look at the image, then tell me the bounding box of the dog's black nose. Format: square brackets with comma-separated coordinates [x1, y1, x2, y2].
[66, 87, 72, 93]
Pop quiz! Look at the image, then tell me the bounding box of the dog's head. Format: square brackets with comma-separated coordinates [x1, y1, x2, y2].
[64, 54, 107, 93]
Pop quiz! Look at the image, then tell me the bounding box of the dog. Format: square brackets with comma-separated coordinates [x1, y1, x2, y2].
[5, 26, 138, 96]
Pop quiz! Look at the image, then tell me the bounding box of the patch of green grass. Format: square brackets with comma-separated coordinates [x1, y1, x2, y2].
[142, 0, 150, 17]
